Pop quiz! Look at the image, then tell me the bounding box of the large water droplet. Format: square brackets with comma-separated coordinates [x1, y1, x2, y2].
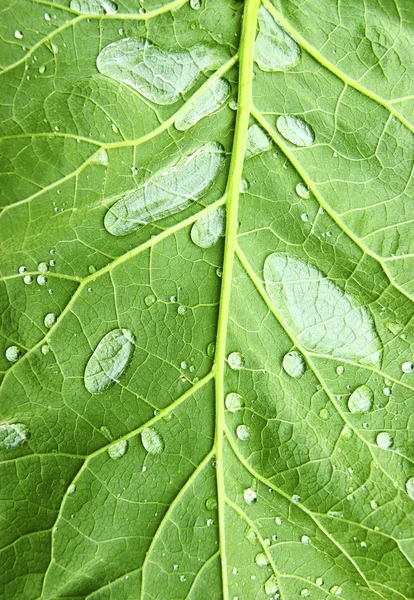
[191, 207, 226, 248]
[225, 392, 244, 413]
[141, 427, 164, 454]
[97, 38, 229, 105]
[245, 124, 271, 158]
[255, 552, 269, 567]
[0, 423, 28, 449]
[406, 477, 414, 500]
[5, 346, 21, 362]
[70, 0, 117, 13]
[296, 183, 310, 199]
[402, 361, 413, 374]
[243, 487, 257, 505]
[255, 6, 300, 72]
[236, 425, 251, 441]
[265, 575, 279, 596]
[228, 352, 244, 370]
[44, 313, 57, 328]
[84, 328, 135, 394]
[108, 439, 128, 459]
[282, 351, 306, 378]
[264, 254, 381, 365]
[348, 385, 373, 414]
[175, 77, 230, 131]
[104, 142, 225, 236]
[276, 115, 315, 147]
[376, 432, 392, 450]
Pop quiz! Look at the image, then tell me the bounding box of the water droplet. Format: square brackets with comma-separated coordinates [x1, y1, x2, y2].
[402, 361, 413, 374]
[97, 38, 229, 105]
[144, 294, 156, 307]
[37, 275, 47, 286]
[179, 575, 186, 582]
[84, 329, 135, 394]
[91, 148, 109, 166]
[44, 313, 57, 328]
[175, 77, 230, 130]
[255, 6, 300, 71]
[216, 268, 223, 278]
[41, 344, 50, 355]
[405, 477, 414, 500]
[0, 423, 28, 449]
[282, 351, 306, 378]
[225, 392, 244, 413]
[49, 260, 55, 267]
[370, 499, 378, 510]
[301, 535, 310, 544]
[265, 575, 279, 595]
[180, 361, 188, 369]
[104, 142, 225, 236]
[232, 567, 238, 575]
[236, 425, 251, 441]
[88, 265, 97, 274]
[37, 262, 48, 273]
[348, 385, 373, 414]
[5, 346, 21, 362]
[319, 408, 329, 420]
[205, 497, 217, 510]
[177, 305, 186, 315]
[190, 0, 201, 8]
[67, 483, 76, 494]
[255, 552, 269, 567]
[70, 0, 117, 14]
[300, 213, 309, 222]
[23, 275, 33, 285]
[296, 183, 310, 199]
[170, 295, 177, 303]
[245, 527, 257, 544]
[108, 439, 128, 459]
[315, 577, 324, 586]
[301, 589, 310, 597]
[207, 342, 216, 357]
[240, 178, 249, 192]
[276, 115, 315, 147]
[18, 266, 27, 274]
[44, 12, 51, 20]
[229, 99, 238, 110]
[245, 124, 271, 158]
[141, 427, 164, 454]
[292, 494, 300, 504]
[39, 65, 46, 74]
[376, 432, 392, 450]
[243, 488, 257, 505]
[329, 585, 342, 596]
[14, 30, 23, 39]
[264, 254, 381, 365]
[228, 352, 244, 370]
[99, 425, 112, 440]
[206, 518, 214, 527]
[191, 207, 226, 248]
[383, 387, 392, 396]
[111, 123, 119, 134]
[336, 366, 344, 375]
[275, 517, 282, 525]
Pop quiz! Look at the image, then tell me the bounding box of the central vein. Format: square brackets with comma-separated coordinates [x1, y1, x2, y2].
[213, 0, 260, 596]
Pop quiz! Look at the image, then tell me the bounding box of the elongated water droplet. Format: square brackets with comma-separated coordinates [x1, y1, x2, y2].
[141, 427, 164, 454]
[406, 477, 414, 500]
[236, 425, 250, 441]
[402, 361, 413, 373]
[97, 38, 229, 105]
[5, 346, 21, 362]
[296, 183, 310, 199]
[191, 207, 226, 248]
[245, 124, 271, 158]
[348, 385, 373, 414]
[292, 494, 300, 503]
[264, 254, 381, 365]
[70, 0, 117, 14]
[376, 432, 392, 450]
[108, 439, 128, 459]
[282, 351, 306, 378]
[14, 30, 23, 39]
[255, 552, 269, 567]
[0, 423, 28, 449]
[228, 352, 244, 370]
[175, 78, 230, 131]
[243, 488, 257, 505]
[255, 6, 300, 71]
[301, 589, 310, 598]
[276, 115, 315, 147]
[84, 328, 135, 394]
[225, 392, 244, 413]
[18, 266, 27, 274]
[265, 575, 279, 595]
[104, 142, 225, 236]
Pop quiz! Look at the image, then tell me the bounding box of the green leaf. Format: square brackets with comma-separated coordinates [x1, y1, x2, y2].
[1, 0, 413, 598]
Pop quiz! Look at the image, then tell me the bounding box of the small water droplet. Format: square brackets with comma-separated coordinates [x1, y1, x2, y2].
[14, 30, 23, 39]
[275, 517, 282, 525]
[282, 351, 306, 378]
[315, 577, 324, 586]
[370, 499, 378, 510]
[108, 439, 128, 459]
[383, 387, 392, 396]
[84, 329, 135, 394]
[292, 494, 300, 504]
[243, 488, 257, 505]
[207, 342, 216, 357]
[205, 497, 217, 510]
[23, 275, 33, 285]
[41, 344, 50, 355]
[301, 589, 310, 597]
[296, 183, 310, 199]
[37, 275, 47, 285]
[348, 385, 373, 414]
[376, 432, 392, 450]
[236, 425, 251, 441]
[255, 6, 300, 71]
[190, 0, 201, 8]
[229, 99, 238, 110]
[68, 483, 76, 494]
[402, 361, 413, 374]
[18, 266, 27, 274]
[216, 268, 223, 278]
[329, 585, 342, 596]
[240, 178, 249, 192]
[255, 552, 269, 567]
[336, 365, 344, 375]
[5, 346, 21, 362]
[206, 518, 214, 527]
[319, 408, 329, 420]
[301, 535, 310, 544]
[245, 124, 271, 158]
[228, 352, 244, 370]
[264, 575, 279, 595]
[141, 427, 164, 454]
[44, 12, 51, 20]
[44, 313, 57, 328]
[225, 392, 244, 413]
[144, 294, 156, 307]
[276, 115, 315, 147]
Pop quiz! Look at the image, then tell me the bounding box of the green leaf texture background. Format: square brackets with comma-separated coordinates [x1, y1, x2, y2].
[1, 0, 413, 598]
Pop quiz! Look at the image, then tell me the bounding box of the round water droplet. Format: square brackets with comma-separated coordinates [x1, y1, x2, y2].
[301, 589, 310, 597]
[276, 115, 315, 147]
[44, 12, 51, 20]
[383, 387, 391, 396]
[225, 392, 244, 413]
[292, 494, 300, 504]
[229, 99, 238, 110]
[243, 488, 257, 505]
[14, 30, 23, 39]
[41, 344, 50, 355]
[264, 575, 279, 596]
[300, 213, 309, 222]
[44, 313, 57, 328]
[301, 535, 310, 544]
[282, 351, 306, 378]
[23, 275, 33, 285]
[376, 432, 392, 450]
[0, 423, 28, 449]
[255, 6, 300, 71]
[402, 361, 413, 374]
[275, 517, 282, 525]
[348, 385, 373, 414]
[315, 577, 324, 587]
[37, 275, 47, 285]
[296, 183, 310, 199]
[141, 427, 164, 454]
[255, 552, 269, 567]
[370, 499, 378, 510]
[336, 366, 344, 375]
[144, 294, 156, 307]
[170, 295, 177, 303]
[180, 361, 188, 370]
[319, 408, 329, 420]
[228, 352, 244, 370]
[39, 65, 46, 74]
[5, 346, 21, 362]
[190, 0, 201, 8]
[405, 477, 414, 500]
[236, 424, 250, 441]
[38, 262, 48, 272]
[88, 265, 96, 274]
[206, 518, 214, 527]
[177, 305, 186, 315]
[18, 266, 27, 274]
[205, 497, 217, 510]
[108, 439, 128, 459]
[216, 268, 223, 278]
